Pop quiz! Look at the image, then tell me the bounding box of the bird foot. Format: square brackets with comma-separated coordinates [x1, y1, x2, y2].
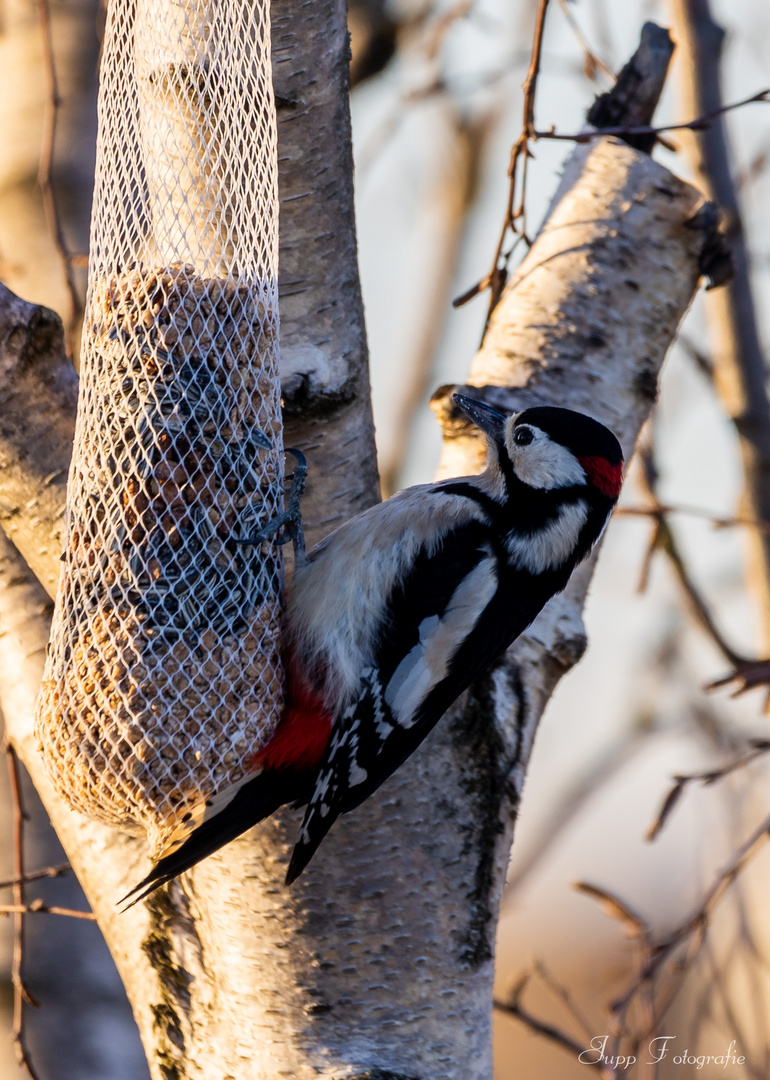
[234, 448, 308, 563]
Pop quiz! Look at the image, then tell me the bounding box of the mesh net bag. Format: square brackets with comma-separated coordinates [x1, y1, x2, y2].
[35, 0, 285, 857]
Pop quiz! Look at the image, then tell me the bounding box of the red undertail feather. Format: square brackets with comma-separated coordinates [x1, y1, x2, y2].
[118, 675, 331, 909]
[250, 677, 332, 773]
[578, 455, 623, 498]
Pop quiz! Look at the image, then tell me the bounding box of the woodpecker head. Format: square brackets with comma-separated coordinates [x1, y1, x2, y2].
[453, 394, 624, 501]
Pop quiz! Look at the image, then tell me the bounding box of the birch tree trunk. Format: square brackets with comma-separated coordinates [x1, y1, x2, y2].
[0, 12, 715, 1080]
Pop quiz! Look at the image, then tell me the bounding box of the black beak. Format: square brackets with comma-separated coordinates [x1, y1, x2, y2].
[452, 393, 508, 440]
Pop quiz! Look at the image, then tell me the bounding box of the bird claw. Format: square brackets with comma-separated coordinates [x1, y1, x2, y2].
[234, 448, 307, 562]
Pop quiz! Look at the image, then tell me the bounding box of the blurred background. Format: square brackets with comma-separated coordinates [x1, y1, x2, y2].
[1, 0, 770, 1076]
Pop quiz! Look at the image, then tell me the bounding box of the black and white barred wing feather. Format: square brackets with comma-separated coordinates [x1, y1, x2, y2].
[286, 669, 387, 883]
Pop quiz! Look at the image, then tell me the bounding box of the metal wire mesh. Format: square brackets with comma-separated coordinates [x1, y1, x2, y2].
[35, 0, 284, 856]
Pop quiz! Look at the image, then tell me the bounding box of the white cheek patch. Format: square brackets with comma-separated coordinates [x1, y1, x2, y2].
[509, 430, 587, 490]
[506, 500, 589, 574]
[384, 555, 497, 729]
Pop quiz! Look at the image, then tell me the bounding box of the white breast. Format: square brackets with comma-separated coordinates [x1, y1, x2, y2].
[506, 500, 588, 574]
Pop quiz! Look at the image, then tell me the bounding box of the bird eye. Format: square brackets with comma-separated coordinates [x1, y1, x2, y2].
[513, 426, 534, 447]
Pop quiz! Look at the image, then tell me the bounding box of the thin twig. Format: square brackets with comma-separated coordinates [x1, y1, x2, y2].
[591, 808, 770, 1023]
[616, 502, 770, 534]
[574, 882, 649, 943]
[635, 445, 761, 672]
[495, 997, 598, 1063]
[493, 974, 610, 1073]
[454, 18, 675, 332]
[5, 743, 42, 1080]
[35, 0, 81, 357]
[556, 0, 615, 85]
[0, 903, 95, 922]
[452, 0, 551, 331]
[0, 863, 70, 890]
[647, 739, 770, 841]
[532, 958, 596, 1040]
[532, 87, 769, 142]
[653, 514, 745, 666]
[635, 445, 770, 704]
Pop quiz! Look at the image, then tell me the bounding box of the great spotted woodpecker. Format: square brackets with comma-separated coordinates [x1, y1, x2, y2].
[121, 394, 623, 906]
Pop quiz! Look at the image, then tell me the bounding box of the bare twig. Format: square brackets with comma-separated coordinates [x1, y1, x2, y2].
[652, 809, 769, 958]
[653, 515, 744, 665]
[647, 738, 770, 841]
[532, 958, 596, 1040]
[493, 973, 609, 1073]
[706, 661, 770, 700]
[532, 88, 769, 142]
[5, 743, 42, 1080]
[556, 0, 615, 85]
[35, 0, 82, 356]
[617, 502, 770, 534]
[453, 0, 551, 328]
[454, 20, 674, 336]
[634, 445, 770, 706]
[0, 863, 70, 890]
[574, 882, 649, 943]
[578, 808, 770, 1028]
[0, 903, 95, 921]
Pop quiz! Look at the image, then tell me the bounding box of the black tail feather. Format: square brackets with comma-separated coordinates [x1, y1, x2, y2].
[119, 771, 296, 910]
[284, 804, 341, 886]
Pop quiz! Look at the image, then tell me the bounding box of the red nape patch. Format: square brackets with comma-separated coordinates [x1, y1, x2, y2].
[578, 455, 624, 498]
[249, 680, 332, 774]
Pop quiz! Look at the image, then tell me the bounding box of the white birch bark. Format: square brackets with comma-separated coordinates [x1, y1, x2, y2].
[0, 10, 712, 1080]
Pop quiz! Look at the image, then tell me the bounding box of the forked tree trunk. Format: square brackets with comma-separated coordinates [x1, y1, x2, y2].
[0, 12, 712, 1080]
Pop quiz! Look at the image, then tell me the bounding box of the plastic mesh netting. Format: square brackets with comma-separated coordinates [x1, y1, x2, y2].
[35, 0, 284, 856]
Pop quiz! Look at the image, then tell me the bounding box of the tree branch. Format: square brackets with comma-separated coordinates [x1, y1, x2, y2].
[670, 0, 770, 650]
[429, 34, 706, 1072]
[0, 281, 76, 599]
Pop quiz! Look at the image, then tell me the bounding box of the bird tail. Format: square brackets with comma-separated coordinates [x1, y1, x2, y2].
[118, 770, 293, 910]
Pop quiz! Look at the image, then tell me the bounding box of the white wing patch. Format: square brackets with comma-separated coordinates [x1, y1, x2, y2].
[506, 500, 588, 574]
[384, 554, 497, 729]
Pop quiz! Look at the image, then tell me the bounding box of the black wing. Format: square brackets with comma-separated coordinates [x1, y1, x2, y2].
[285, 518, 557, 883]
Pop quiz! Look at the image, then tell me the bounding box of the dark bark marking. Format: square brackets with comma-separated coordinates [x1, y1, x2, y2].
[281, 373, 358, 416]
[588, 22, 674, 154]
[142, 889, 200, 1080]
[448, 665, 526, 969]
[633, 358, 660, 403]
